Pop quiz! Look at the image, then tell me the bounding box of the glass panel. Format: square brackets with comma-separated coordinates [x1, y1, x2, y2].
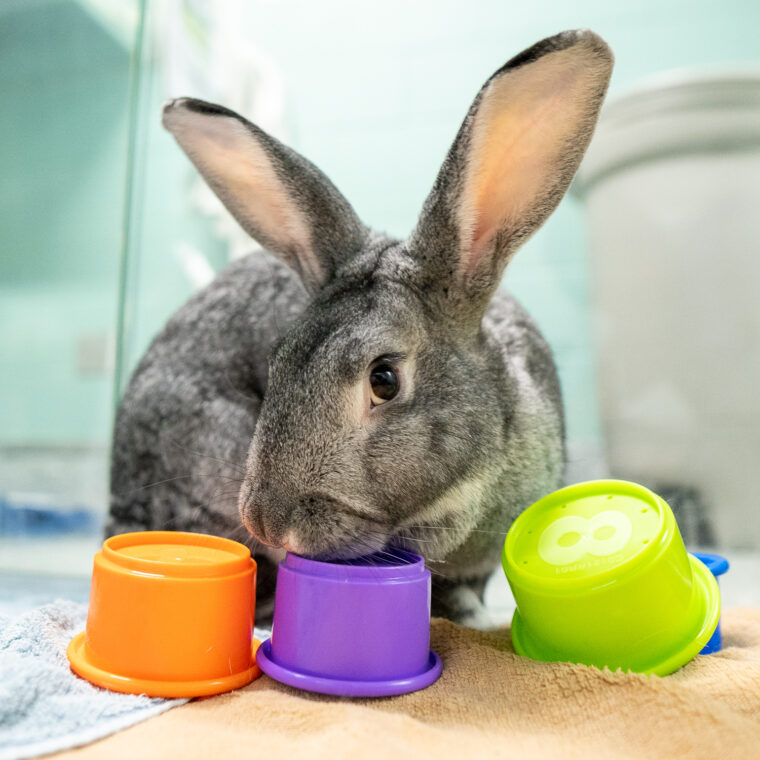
[0, 0, 142, 575]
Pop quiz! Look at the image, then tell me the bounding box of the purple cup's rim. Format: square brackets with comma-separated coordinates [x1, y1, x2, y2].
[283, 548, 425, 579]
[256, 638, 442, 697]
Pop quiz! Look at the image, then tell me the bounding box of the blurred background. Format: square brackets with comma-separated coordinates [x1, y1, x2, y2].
[1, 0, 758, 605]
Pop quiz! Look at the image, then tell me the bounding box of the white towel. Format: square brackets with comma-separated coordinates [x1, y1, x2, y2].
[0, 601, 186, 760]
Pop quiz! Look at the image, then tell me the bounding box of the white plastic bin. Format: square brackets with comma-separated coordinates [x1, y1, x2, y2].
[574, 71, 760, 548]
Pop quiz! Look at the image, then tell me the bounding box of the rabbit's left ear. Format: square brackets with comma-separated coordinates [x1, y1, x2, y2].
[162, 99, 367, 294]
[410, 30, 613, 324]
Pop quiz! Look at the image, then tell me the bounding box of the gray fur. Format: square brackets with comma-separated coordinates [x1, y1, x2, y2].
[108, 30, 613, 624]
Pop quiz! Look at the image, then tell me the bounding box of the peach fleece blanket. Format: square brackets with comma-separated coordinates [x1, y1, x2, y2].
[54, 608, 760, 760]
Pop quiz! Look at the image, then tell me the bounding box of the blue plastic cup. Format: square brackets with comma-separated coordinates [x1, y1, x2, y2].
[692, 552, 729, 654]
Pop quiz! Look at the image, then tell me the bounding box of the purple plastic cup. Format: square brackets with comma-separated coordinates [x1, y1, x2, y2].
[256, 549, 442, 697]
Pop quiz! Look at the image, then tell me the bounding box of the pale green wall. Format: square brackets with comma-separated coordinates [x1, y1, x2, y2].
[0, 1, 131, 445]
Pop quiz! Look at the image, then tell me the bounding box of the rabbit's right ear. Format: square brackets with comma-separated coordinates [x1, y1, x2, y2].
[409, 30, 613, 326]
[162, 99, 368, 294]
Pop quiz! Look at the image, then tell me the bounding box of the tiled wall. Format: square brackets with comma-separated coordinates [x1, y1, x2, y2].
[0, 2, 131, 447]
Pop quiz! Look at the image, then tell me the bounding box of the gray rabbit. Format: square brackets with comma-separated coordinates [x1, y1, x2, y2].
[107, 30, 613, 625]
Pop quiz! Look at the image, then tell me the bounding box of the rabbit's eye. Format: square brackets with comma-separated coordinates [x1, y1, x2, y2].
[369, 364, 399, 405]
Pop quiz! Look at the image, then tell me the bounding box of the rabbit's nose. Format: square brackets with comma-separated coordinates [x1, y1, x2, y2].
[240, 482, 289, 546]
[245, 504, 269, 543]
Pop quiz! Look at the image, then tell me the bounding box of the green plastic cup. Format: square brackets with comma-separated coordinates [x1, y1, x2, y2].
[502, 480, 720, 675]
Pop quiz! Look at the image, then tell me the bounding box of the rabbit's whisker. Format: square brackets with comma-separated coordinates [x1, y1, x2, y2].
[160, 434, 246, 474]
[157, 480, 243, 532]
[401, 524, 508, 537]
[117, 474, 194, 495]
[222, 368, 263, 406]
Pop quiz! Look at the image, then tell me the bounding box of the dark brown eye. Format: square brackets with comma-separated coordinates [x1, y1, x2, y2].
[369, 364, 399, 405]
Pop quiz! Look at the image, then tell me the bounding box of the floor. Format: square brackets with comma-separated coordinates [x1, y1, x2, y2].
[0, 570, 91, 617]
[0, 534, 100, 576]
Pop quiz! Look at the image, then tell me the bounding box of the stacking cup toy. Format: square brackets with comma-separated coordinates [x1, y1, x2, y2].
[67, 531, 261, 697]
[256, 550, 442, 697]
[692, 552, 729, 654]
[502, 480, 720, 675]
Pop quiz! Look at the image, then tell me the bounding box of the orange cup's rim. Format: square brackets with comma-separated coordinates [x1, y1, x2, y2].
[102, 531, 255, 579]
[67, 632, 262, 697]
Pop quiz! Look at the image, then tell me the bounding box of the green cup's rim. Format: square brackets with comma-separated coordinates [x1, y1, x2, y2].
[503, 479, 675, 592]
[510, 553, 721, 676]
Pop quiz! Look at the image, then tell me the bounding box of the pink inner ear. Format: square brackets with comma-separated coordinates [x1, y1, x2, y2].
[458, 48, 599, 281]
[165, 108, 324, 287]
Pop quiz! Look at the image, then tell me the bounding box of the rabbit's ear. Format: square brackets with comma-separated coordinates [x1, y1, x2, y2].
[410, 30, 612, 322]
[162, 99, 367, 293]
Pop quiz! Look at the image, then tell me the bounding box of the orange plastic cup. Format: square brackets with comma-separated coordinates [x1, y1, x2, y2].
[67, 531, 261, 697]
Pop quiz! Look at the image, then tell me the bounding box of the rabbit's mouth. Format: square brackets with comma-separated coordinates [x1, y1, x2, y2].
[239, 484, 393, 561]
[301, 534, 390, 562]
[277, 530, 385, 560]
[270, 519, 391, 562]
